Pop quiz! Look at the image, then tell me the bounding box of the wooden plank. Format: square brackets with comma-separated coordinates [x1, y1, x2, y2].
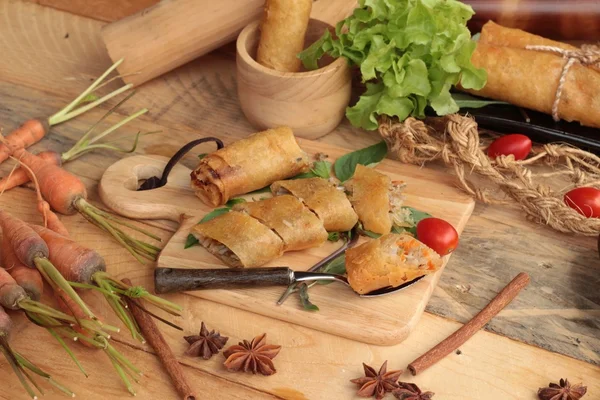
[0, 188, 598, 400]
[0, 0, 598, 368]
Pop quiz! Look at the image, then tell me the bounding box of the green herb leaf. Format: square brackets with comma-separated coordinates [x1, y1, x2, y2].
[199, 207, 231, 223]
[299, 284, 319, 311]
[292, 160, 332, 180]
[226, 198, 246, 207]
[311, 160, 331, 179]
[298, 0, 487, 130]
[327, 232, 340, 242]
[394, 206, 432, 236]
[451, 92, 510, 109]
[198, 153, 207, 160]
[320, 254, 346, 275]
[184, 234, 199, 249]
[334, 141, 388, 182]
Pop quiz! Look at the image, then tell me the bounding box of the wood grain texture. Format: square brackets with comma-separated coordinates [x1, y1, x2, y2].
[97, 143, 474, 345]
[0, 3, 597, 397]
[1, 0, 599, 364]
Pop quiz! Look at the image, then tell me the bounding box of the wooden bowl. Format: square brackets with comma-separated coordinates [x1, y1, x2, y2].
[236, 19, 352, 140]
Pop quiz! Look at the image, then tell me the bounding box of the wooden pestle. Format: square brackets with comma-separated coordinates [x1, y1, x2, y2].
[101, 0, 359, 87]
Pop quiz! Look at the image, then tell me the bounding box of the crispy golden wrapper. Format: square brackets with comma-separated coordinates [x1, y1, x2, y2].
[233, 195, 328, 251]
[191, 211, 284, 268]
[345, 234, 442, 295]
[463, 21, 600, 128]
[271, 177, 358, 232]
[345, 165, 392, 235]
[191, 127, 309, 206]
[256, 0, 312, 72]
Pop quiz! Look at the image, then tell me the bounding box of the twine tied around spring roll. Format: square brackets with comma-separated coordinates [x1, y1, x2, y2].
[378, 114, 600, 236]
[525, 44, 600, 122]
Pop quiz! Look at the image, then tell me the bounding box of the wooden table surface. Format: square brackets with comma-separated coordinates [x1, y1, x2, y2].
[0, 1, 599, 399]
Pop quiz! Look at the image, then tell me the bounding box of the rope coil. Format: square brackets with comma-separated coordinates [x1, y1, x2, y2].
[379, 114, 600, 236]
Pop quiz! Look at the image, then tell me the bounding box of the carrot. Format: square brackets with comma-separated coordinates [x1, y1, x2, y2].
[12, 155, 70, 237]
[0, 59, 132, 172]
[11, 148, 87, 215]
[29, 224, 105, 284]
[0, 305, 75, 399]
[0, 209, 49, 268]
[0, 210, 98, 324]
[0, 120, 49, 164]
[8, 145, 161, 263]
[0, 267, 27, 310]
[0, 92, 152, 193]
[0, 151, 61, 192]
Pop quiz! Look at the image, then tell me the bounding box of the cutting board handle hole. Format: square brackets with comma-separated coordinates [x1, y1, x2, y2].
[125, 165, 164, 191]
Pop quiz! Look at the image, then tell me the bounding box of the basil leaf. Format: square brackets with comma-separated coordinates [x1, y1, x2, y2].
[292, 160, 332, 180]
[334, 141, 388, 182]
[226, 198, 246, 207]
[327, 232, 340, 242]
[198, 153, 207, 160]
[405, 206, 431, 225]
[199, 207, 231, 223]
[451, 92, 509, 109]
[318, 254, 347, 285]
[299, 284, 319, 311]
[184, 234, 199, 249]
[311, 160, 331, 179]
[393, 206, 432, 236]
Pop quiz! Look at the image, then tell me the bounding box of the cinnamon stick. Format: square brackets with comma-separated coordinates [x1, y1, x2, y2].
[407, 272, 530, 376]
[122, 279, 196, 400]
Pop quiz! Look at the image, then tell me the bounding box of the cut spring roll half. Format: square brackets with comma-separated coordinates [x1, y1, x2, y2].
[233, 195, 328, 251]
[191, 127, 310, 207]
[191, 211, 284, 268]
[271, 177, 358, 232]
[345, 233, 442, 295]
[344, 165, 392, 235]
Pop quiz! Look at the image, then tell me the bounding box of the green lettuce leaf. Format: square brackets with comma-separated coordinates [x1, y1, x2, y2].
[297, 0, 488, 130]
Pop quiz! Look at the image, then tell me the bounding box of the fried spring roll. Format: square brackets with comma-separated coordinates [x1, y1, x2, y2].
[191, 127, 310, 206]
[345, 233, 442, 295]
[256, 0, 313, 72]
[463, 21, 600, 128]
[344, 165, 393, 235]
[233, 195, 327, 251]
[271, 177, 358, 232]
[191, 211, 284, 268]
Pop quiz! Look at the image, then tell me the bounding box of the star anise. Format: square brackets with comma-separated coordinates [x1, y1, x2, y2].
[538, 378, 587, 400]
[184, 322, 229, 360]
[222, 333, 281, 376]
[350, 361, 403, 399]
[393, 382, 434, 400]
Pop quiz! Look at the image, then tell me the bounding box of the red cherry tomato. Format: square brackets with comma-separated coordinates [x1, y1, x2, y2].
[416, 218, 459, 256]
[487, 134, 532, 160]
[564, 187, 600, 218]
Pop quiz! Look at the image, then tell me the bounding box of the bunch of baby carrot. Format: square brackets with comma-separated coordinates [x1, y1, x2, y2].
[0, 59, 181, 398]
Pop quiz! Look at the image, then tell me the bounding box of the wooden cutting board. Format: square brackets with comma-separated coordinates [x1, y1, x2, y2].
[98, 138, 474, 345]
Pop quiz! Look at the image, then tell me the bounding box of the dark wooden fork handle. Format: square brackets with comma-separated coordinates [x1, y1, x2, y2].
[154, 267, 293, 294]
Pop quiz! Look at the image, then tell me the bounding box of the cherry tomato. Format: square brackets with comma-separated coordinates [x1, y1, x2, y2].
[416, 218, 459, 256]
[487, 134, 532, 160]
[564, 187, 600, 218]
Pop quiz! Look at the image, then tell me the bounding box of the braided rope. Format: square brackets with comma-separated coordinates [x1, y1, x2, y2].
[379, 114, 600, 236]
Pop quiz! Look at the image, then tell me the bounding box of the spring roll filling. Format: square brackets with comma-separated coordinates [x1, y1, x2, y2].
[195, 236, 242, 268]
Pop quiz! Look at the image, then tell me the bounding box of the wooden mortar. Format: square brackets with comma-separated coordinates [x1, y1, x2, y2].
[236, 19, 352, 140]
